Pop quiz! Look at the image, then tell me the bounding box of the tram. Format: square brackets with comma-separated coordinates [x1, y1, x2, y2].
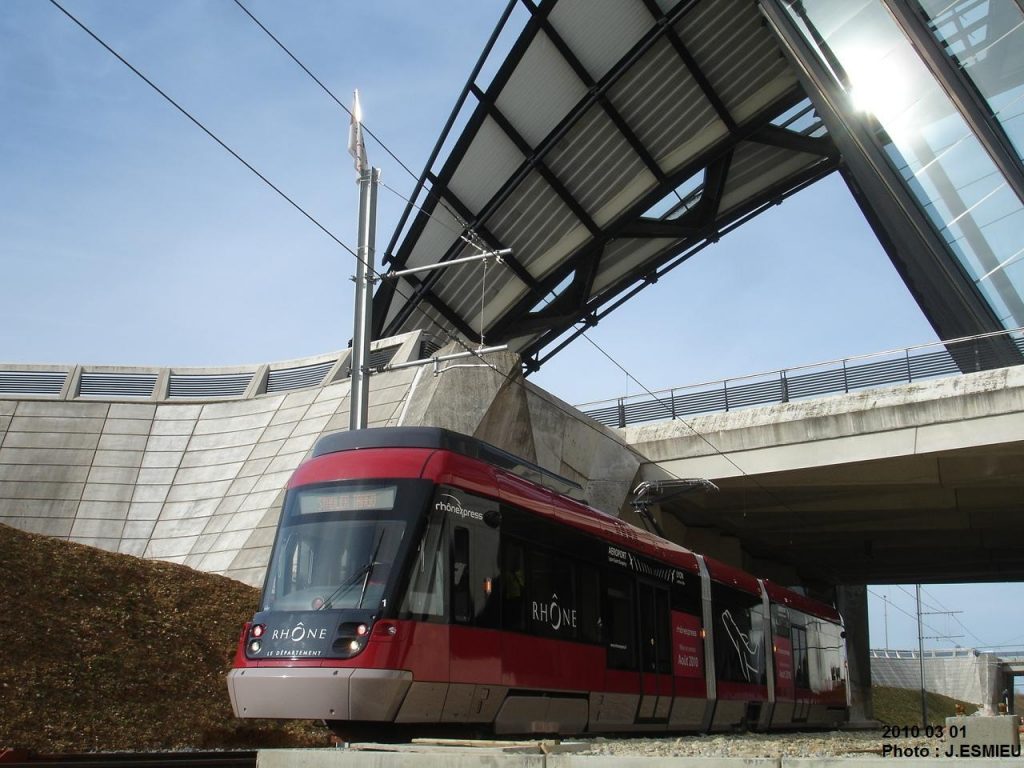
[227, 427, 848, 735]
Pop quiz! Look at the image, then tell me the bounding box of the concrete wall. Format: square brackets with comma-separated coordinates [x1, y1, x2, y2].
[871, 649, 1003, 713]
[0, 334, 639, 586]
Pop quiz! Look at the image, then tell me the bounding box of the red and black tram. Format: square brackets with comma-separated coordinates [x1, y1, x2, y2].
[227, 427, 848, 735]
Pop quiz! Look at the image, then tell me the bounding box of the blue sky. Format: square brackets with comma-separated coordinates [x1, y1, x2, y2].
[2, 1, 1019, 659]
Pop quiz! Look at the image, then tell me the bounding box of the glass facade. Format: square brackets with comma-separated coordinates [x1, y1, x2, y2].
[775, 0, 1024, 328]
[919, 0, 1024, 163]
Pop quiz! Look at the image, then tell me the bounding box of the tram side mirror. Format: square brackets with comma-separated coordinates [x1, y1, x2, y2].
[484, 510, 502, 528]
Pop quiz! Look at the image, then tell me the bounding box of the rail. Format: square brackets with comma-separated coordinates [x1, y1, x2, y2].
[577, 327, 1024, 428]
[0, 751, 256, 767]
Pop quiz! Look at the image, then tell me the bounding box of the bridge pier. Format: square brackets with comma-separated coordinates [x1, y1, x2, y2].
[837, 585, 874, 724]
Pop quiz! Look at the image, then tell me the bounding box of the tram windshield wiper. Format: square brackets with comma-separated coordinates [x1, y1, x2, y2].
[356, 529, 386, 609]
[318, 530, 386, 611]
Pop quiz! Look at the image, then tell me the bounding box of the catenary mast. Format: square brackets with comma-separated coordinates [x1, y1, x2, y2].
[348, 90, 380, 431]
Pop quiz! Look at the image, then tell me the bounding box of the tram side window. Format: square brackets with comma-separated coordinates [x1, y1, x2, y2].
[398, 513, 446, 620]
[576, 562, 602, 643]
[710, 582, 766, 685]
[772, 604, 792, 640]
[671, 571, 703, 617]
[502, 540, 527, 632]
[790, 611, 842, 691]
[452, 526, 472, 624]
[437, 487, 501, 627]
[792, 621, 810, 689]
[816, 619, 846, 688]
[471, 522, 501, 630]
[527, 548, 576, 639]
[639, 582, 672, 674]
[606, 572, 637, 670]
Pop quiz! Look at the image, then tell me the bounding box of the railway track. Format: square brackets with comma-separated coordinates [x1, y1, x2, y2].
[0, 751, 256, 768]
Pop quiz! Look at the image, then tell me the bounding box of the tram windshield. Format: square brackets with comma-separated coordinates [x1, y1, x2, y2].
[261, 479, 427, 612]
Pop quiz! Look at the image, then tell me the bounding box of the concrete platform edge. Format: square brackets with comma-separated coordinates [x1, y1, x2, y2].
[257, 751, 1024, 768]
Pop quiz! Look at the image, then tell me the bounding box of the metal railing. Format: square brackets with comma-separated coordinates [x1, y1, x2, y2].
[578, 327, 1024, 428]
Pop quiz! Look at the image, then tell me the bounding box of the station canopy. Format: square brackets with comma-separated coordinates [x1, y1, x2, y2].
[373, 0, 842, 372]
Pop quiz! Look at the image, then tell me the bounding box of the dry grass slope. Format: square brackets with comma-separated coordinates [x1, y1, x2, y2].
[0, 523, 330, 752]
[872, 685, 979, 725]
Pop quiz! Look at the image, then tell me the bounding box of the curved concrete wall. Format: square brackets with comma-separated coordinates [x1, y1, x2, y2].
[0, 332, 640, 585]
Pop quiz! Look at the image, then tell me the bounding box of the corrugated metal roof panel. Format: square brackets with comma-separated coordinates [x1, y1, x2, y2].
[446, 116, 525, 215]
[401, 203, 467, 270]
[606, 39, 728, 173]
[545, 104, 657, 227]
[382, 276, 416, 331]
[433, 247, 523, 323]
[396, 299, 458, 339]
[494, 30, 588, 148]
[485, 170, 589, 281]
[719, 141, 821, 214]
[591, 237, 678, 296]
[548, 0, 651, 81]
[677, 0, 797, 122]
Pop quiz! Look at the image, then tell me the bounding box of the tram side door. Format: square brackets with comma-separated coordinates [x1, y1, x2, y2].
[637, 581, 673, 721]
[446, 493, 502, 723]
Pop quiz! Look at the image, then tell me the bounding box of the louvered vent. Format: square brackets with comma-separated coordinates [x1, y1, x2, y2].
[0, 371, 66, 395]
[168, 372, 252, 398]
[419, 338, 444, 359]
[266, 360, 335, 393]
[342, 345, 401, 378]
[79, 372, 157, 398]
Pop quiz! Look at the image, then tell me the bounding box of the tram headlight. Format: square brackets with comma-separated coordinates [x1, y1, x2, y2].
[251, 624, 265, 638]
[249, 640, 262, 654]
[335, 621, 373, 657]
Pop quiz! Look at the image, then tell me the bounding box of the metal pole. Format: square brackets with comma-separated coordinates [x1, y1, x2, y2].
[883, 593, 889, 650]
[385, 248, 512, 279]
[350, 165, 379, 431]
[916, 584, 928, 726]
[384, 344, 509, 372]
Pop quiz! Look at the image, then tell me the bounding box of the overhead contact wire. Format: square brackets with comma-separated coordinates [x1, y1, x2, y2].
[867, 588, 949, 641]
[230, 0, 476, 241]
[46, 0, 468, 337]
[45, 0, 361, 262]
